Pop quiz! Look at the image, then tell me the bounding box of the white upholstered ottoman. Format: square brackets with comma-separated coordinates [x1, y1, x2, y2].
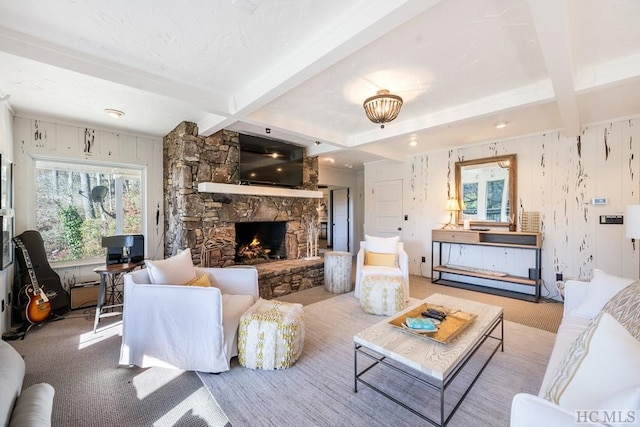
[360, 274, 405, 316]
[238, 299, 305, 370]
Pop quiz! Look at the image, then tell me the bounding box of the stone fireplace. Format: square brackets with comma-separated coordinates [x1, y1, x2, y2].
[163, 121, 324, 298]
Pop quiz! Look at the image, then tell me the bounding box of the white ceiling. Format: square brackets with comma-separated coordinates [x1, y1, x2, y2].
[1, 0, 640, 171]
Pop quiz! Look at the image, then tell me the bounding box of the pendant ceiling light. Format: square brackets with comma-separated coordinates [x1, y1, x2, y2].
[363, 89, 403, 128]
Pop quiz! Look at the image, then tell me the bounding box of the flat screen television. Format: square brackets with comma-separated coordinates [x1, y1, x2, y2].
[238, 133, 304, 188]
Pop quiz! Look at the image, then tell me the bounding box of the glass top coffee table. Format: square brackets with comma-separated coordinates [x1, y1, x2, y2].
[354, 293, 504, 426]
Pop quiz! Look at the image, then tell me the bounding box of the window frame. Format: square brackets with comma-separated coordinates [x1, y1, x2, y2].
[31, 155, 146, 267]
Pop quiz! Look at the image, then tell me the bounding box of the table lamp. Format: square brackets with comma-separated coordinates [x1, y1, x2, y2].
[443, 198, 460, 229]
[625, 205, 640, 249]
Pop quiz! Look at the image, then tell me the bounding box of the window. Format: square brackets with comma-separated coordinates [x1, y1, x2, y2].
[462, 182, 478, 215]
[35, 160, 142, 263]
[485, 179, 505, 221]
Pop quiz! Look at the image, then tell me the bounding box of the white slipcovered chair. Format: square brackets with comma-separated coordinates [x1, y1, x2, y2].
[119, 256, 259, 373]
[354, 235, 410, 305]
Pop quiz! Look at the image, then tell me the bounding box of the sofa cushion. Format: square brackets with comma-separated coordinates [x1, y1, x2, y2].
[570, 269, 635, 320]
[365, 235, 399, 254]
[8, 383, 55, 427]
[361, 265, 404, 277]
[544, 312, 640, 411]
[0, 340, 26, 427]
[145, 248, 197, 285]
[537, 315, 591, 397]
[595, 386, 640, 422]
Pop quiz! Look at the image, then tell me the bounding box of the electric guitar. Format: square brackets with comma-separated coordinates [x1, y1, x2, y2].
[13, 236, 52, 324]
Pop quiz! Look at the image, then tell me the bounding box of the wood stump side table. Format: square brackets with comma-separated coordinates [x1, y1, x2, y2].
[324, 251, 353, 293]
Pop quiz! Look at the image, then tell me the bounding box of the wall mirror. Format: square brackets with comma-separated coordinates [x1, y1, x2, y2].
[454, 154, 517, 228]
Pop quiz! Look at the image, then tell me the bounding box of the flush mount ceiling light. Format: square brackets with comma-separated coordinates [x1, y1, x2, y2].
[363, 89, 403, 129]
[495, 122, 508, 129]
[104, 108, 124, 119]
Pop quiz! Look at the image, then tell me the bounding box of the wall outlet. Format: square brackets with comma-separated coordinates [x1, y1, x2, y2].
[421, 256, 426, 263]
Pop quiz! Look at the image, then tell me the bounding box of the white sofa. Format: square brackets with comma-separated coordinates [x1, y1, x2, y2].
[0, 339, 54, 426]
[511, 270, 640, 427]
[119, 266, 259, 373]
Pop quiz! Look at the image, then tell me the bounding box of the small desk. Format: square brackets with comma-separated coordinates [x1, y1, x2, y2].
[93, 262, 143, 332]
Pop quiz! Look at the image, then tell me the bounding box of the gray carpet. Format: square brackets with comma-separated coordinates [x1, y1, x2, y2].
[198, 292, 556, 427]
[7, 312, 230, 427]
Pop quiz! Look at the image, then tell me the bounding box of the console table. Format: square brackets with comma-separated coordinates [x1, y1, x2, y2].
[431, 229, 542, 302]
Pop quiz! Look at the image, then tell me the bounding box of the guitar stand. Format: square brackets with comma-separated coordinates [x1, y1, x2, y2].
[1, 311, 68, 341]
[1, 323, 36, 341]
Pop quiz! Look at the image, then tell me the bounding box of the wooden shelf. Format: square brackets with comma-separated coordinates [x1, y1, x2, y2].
[432, 229, 541, 248]
[432, 266, 537, 286]
[431, 279, 539, 303]
[431, 229, 542, 302]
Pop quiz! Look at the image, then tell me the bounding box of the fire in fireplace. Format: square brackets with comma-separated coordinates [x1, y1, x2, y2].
[235, 221, 287, 264]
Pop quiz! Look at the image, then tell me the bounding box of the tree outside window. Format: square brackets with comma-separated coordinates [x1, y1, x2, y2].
[35, 160, 142, 263]
[486, 179, 505, 221]
[462, 182, 478, 215]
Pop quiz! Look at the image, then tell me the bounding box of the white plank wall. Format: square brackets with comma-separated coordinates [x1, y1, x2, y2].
[12, 117, 164, 290]
[365, 116, 640, 300]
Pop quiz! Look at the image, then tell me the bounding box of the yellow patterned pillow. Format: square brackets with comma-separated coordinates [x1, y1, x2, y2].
[186, 273, 212, 287]
[365, 251, 398, 267]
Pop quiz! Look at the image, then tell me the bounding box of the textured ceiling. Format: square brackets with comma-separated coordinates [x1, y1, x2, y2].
[0, 0, 639, 170]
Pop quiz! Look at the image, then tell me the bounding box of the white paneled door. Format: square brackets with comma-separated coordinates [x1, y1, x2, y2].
[373, 179, 403, 239]
[332, 188, 349, 252]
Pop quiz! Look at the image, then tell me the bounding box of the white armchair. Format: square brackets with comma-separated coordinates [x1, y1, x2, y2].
[354, 235, 409, 303]
[119, 266, 259, 373]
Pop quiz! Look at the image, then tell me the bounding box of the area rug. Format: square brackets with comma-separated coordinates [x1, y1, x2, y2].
[198, 292, 555, 427]
[8, 313, 231, 427]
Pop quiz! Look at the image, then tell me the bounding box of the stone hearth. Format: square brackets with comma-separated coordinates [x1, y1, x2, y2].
[163, 121, 323, 298]
[254, 258, 324, 298]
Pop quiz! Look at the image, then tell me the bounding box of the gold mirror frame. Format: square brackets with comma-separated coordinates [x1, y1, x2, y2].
[454, 154, 517, 228]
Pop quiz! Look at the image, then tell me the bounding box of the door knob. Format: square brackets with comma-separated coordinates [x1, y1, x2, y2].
[397, 227, 402, 231]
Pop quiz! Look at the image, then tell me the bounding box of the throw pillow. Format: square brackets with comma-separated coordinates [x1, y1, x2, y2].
[595, 386, 640, 423]
[145, 248, 197, 285]
[570, 269, 635, 319]
[186, 273, 212, 287]
[544, 312, 640, 411]
[602, 280, 640, 341]
[365, 235, 399, 254]
[364, 251, 398, 267]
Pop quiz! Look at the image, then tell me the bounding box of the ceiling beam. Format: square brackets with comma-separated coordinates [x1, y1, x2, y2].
[351, 81, 555, 147]
[0, 26, 230, 116]
[230, 0, 443, 118]
[527, 0, 581, 137]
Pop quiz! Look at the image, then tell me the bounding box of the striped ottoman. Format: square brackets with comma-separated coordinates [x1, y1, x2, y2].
[238, 299, 305, 370]
[360, 274, 405, 316]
